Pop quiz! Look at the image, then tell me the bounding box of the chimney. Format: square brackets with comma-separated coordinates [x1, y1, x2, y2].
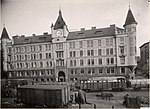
[80, 28, 85, 31]
[21, 35, 25, 37]
[91, 26, 96, 30]
[110, 24, 115, 28]
[12, 35, 20, 39]
[43, 32, 48, 35]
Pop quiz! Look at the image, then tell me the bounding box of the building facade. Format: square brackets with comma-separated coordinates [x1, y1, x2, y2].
[136, 41, 149, 78]
[1, 8, 138, 83]
[140, 42, 149, 63]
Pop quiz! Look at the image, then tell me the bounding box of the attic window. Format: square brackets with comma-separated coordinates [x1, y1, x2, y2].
[25, 38, 29, 42]
[95, 31, 103, 35]
[78, 32, 84, 36]
[39, 37, 46, 40]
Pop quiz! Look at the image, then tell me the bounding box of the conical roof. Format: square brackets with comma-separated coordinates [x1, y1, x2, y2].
[54, 9, 66, 30]
[123, 9, 137, 27]
[1, 27, 10, 39]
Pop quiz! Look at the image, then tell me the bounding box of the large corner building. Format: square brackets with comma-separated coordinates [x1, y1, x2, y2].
[1, 8, 137, 83]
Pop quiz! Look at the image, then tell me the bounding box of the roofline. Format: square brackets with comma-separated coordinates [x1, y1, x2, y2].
[139, 42, 149, 48]
[67, 35, 115, 41]
[13, 40, 52, 46]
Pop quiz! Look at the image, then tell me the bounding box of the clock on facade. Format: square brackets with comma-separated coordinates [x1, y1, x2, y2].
[56, 30, 62, 36]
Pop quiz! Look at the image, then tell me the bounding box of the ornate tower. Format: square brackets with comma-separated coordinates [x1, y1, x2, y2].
[51, 9, 69, 82]
[1, 27, 11, 76]
[123, 7, 137, 72]
[51, 9, 69, 43]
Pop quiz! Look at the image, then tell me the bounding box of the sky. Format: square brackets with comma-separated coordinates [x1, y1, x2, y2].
[1, 0, 149, 55]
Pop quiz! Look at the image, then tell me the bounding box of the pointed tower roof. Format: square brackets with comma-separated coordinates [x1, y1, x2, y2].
[1, 27, 10, 39]
[54, 9, 66, 30]
[123, 8, 137, 27]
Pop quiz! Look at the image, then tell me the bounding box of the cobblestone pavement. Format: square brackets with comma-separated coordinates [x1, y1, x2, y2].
[69, 89, 149, 108]
[1, 89, 149, 108]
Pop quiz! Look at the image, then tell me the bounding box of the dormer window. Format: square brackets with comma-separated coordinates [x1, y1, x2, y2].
[39, 37, 46, 40]
[78, 32, 84, 36]
[95, 30, 103, 35]
[25, 38, 29, 42]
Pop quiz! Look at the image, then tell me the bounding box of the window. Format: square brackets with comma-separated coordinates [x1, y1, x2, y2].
[91, 50, 94, 56]
[31, 45, 35, 51]
[31, 62, 34, 68]
[120, 37, 124, 44]
[111, 58, 114, 64]
[70, 51, 72, 57]
[121, 67, 125, 73]
[107, 68, 110, 73]
[81, 68, 84, 74]
[106, 58, 110, 65]
[87, 50, 90, 56]
[45, 44, 51, 50]
[79, 41, 83, 48]
[39, 45, 42, 51]
[69, 42, 75, 49]
[92, 68, 95, 74]
[88, 59, 90, 65]
[80, 50, 83, 57]
[87, 40, 90, 47]
[98, 58, 102, 65]
[106, 39, 109, 46]
[40, 62, 43, 67]
[111, 67, 114, 73]
[73, 51, 76, 57]
[110, 48, 113, 55]
[98, 39, 101, 46]
[56, 51, 63, 58]
[98, 49, 102, 56]
[99, 68, 103, 73]
[87, 40, 93, 47]
[120, 46, 124, 54]
[91, 59, 94, 65]
[39, 53, 42, 59]
[70, 60, 73, 66]
[25, 63, 28, 68]
[34, 54, 36, 60]
[46, 61, 49, 67]
[74, 60, 76, 66]
[56, 43, 63, 49]
[80, 59, 84, 66]
[106, 49, 109, 55]
[56, 60, 64, 66]
[46, 53, 51, 59]
[69, 42, 72, 49]
[88, 69, 91, 74]
[120, 57, 125, 64]
[91, 40, 93, 47]
[110, 38, 113, 46]
[71, 69, 74, 75]
[73, 42, 75, 49]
